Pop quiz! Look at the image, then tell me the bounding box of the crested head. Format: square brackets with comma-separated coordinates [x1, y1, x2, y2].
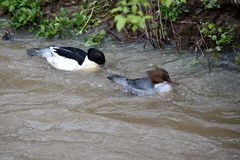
[147, 67, 173, 84]
[87, 48, 105, 66]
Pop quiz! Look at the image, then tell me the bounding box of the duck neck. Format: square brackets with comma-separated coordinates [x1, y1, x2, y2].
[80, 56, 99, 71]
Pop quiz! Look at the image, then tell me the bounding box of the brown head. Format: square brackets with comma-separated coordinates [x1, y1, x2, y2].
[147, 67, 177, 85]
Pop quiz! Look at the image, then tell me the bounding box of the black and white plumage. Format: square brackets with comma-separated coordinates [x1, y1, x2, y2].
[27, 46, 105, 71]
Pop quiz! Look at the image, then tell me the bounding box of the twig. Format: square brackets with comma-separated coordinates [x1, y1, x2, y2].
[197, 24, 212, 71]
[101, 15, 114, 22]
[136, 33, 145, 43]
[123, 27, 129, 37]
[156, 0, 162, 48]
[158, 0, 166, 41]
[170, 21, 180, 54]
[172, 20, 198, 24]
[80, 7, 94, 33]
[138, 3, 149, 39]
[196, 9, 204, 15]
[143, 42, 147, 49]
[105, 28, 122, 41]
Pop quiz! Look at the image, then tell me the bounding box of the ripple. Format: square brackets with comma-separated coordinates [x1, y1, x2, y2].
[0, 33, 240, 160]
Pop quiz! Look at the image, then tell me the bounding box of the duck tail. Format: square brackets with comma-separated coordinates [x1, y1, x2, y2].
[107, 74, 124, 80]
[26, 48, 51, 57]
[107, 74, 128, 87]
[107, 74, 125, 81]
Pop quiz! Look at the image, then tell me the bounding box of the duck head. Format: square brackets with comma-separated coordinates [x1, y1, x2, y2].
[87, 48, 106, 67]
[147, 67, 178, 85]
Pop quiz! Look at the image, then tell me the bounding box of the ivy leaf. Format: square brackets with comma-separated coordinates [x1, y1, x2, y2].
[114, 15, 126, 31]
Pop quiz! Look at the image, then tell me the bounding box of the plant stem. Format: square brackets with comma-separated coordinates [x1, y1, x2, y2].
[80, 7, 94, 33]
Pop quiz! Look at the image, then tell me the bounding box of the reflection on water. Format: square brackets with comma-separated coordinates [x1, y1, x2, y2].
[0, 31, 240, 160]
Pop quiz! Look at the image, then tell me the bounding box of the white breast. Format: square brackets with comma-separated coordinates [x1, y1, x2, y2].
[80, 56, 100, 72]
[154, 82, 172, 93]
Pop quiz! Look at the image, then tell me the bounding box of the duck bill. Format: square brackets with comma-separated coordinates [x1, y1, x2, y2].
[167, 78, 179, 85]
[171, 81, 179, 85]
[100, 64, 107, 69]
[168, 80, 179, 86]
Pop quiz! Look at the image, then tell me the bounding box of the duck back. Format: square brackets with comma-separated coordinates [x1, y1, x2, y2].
[108, 75, 155, 96]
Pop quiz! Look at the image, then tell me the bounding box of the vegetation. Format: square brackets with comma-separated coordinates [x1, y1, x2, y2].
[0, 0, 41, 28]
[36, 8, 72, 38]
[201, 0, 220, 9]
[200, 22, 234, 55]
[0, 0, 106, 39]
[160, 0, 187, 21]
[84, 30, 106, 47]
[110, 0, 152, 32]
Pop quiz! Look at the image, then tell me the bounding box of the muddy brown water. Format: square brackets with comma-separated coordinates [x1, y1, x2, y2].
[0, 31, 240, 160]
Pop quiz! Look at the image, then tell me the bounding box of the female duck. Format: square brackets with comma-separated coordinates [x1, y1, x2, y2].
[108, 67, 178, 96]
[27, 46, 105, 72]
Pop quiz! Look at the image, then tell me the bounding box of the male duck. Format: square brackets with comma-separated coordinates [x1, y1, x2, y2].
[27, 46, 105, 72]
[108, 67, 178, 96]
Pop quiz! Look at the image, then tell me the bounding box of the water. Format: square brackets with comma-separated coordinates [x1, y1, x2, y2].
[0, 31, 240, 160]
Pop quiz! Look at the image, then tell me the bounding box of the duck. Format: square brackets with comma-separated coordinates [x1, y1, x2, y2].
[27, 46, 105, 72]
[108, 67, 178, 96]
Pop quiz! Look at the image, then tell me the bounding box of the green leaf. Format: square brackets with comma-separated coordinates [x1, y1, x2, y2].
[110, 7, 122, 13]
[218, 28, 223, 33]
[144, 15, 152, 20]
[131, 5, 137, 13]
[132, 25, 137, 32]
[1, 1, 10, 7]
[114, 15, 126, 31]
[215, 46, 222, 51]
[123, 7, 129, 14]
[142, 1, 150, 8]
[99, 30, 105, 36]
[211, 35, 217, 41]
[119, 0, 127, 6]
[208, 23, 214, 29]
[9, 5, 15, 12]
[127, 14, 138, 24]
[161, 0, 174, 8]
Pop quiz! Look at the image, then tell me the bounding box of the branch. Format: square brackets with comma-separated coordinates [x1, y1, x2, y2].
[105, 28, 122, 41]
